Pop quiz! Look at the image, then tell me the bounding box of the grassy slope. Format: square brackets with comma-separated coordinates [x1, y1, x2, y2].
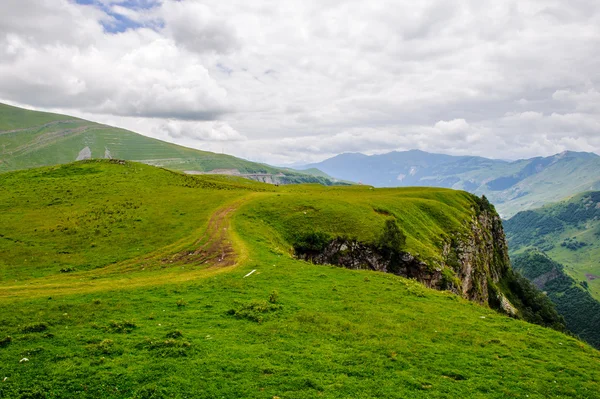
[505, 191, 600, 300]
[241, 186, 476, 265]
[0, 103, 334, 184]
[0, 161, 599, 398]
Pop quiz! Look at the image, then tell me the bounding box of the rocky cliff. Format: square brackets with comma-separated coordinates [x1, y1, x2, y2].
[295, 195, 517, 315]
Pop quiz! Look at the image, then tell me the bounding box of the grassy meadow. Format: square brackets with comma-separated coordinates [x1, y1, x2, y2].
[0, 160, 599, 398]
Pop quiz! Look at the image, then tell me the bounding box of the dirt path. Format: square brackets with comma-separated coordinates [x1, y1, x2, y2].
[161, 201, 240, 267]
[0, 120, 75, 135]
[0, 196, 253, 299]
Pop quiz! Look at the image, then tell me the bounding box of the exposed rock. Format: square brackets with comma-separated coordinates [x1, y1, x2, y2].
[531, 268, 561, 290]
[295, 195, 518, 314]
[498, 294, 518, 316]
[76, 146, 92, 161]
[442, 199, 512, 305]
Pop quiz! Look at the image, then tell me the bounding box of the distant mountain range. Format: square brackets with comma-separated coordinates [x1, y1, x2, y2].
[302, 150, 600, 217]
[0, 103, 342, 186]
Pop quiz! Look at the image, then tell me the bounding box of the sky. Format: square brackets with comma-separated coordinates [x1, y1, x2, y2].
[1, 0, 599, 165]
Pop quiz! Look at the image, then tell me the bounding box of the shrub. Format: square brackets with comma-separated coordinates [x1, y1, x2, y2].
[134, 384, 168, 399]
[0, 336, 12, 348]
[176, 299, 188, 308]
[377, 220, 406, 273]
[138, 337, 191, 358]
[21, 322, 48, 333]
[107, 320, 137, 333]
[292, 231, 331, 257]
[377, 219, 406, 253]
[87, 339, 121, 356]
[269, 290, 279, 304]
[227, 299, 280, 323]
[165, 330, 183, 339]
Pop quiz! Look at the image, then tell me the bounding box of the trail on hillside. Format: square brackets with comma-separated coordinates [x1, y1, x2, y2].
[161, 201, 239, 267]
[0, 196, 252, 299]
[9, 126, 103, 155]
[0, 120, 75, 135]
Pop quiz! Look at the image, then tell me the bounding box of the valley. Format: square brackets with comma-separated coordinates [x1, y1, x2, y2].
[505, 192, 600, 301]
[1, 161, 598, 398]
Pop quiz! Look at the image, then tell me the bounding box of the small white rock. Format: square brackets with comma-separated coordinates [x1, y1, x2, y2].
[479, 316, 486, 319]
[3, 377, 7, 382]
[19, 358, 29, 363]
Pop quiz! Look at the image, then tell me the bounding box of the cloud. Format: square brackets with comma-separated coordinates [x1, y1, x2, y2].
[160, 1, 240, 54]
[1, 0, 600, 165]
[0, 0, 230, 120]
[158, 120, 246, 141]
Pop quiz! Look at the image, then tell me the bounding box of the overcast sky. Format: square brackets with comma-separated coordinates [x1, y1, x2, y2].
[1, 0, 600, 165]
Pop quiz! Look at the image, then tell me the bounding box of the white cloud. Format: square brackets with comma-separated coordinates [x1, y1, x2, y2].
[1, 0, 600, 163]
[160, 1, 240, 54]
[0, 0, 230, 120]
[158, 120, 246, 142]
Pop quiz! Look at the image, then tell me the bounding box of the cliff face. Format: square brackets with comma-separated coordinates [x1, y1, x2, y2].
[443, 198, 513, 309]
[295, 196, 517, 314]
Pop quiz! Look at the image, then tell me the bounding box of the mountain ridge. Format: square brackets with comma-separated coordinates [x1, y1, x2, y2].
[301, 149, 600, 217]
[0, 102, 341, 186]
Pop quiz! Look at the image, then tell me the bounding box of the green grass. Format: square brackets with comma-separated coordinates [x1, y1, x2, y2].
[511, 250, 600, 349]
[238, 186, 476, 264]
[0, 103, 74, 130]
[0, 161, 250, 282]
[0, 161, 599, 398]
[506, 191, 600, 300]
[0, 103, 338, 185]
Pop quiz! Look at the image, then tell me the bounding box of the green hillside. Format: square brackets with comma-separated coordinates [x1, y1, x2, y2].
[505, 191, 600, 300]
[0, 103, 338, 185]
[0, 161, 598, 398]
[512, 250, 600, 349]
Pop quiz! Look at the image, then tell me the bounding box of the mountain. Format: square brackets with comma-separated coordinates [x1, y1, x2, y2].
[0, 102, 341, 185]
[302, 149, 600, 217]
[1, 160, 596, 398]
